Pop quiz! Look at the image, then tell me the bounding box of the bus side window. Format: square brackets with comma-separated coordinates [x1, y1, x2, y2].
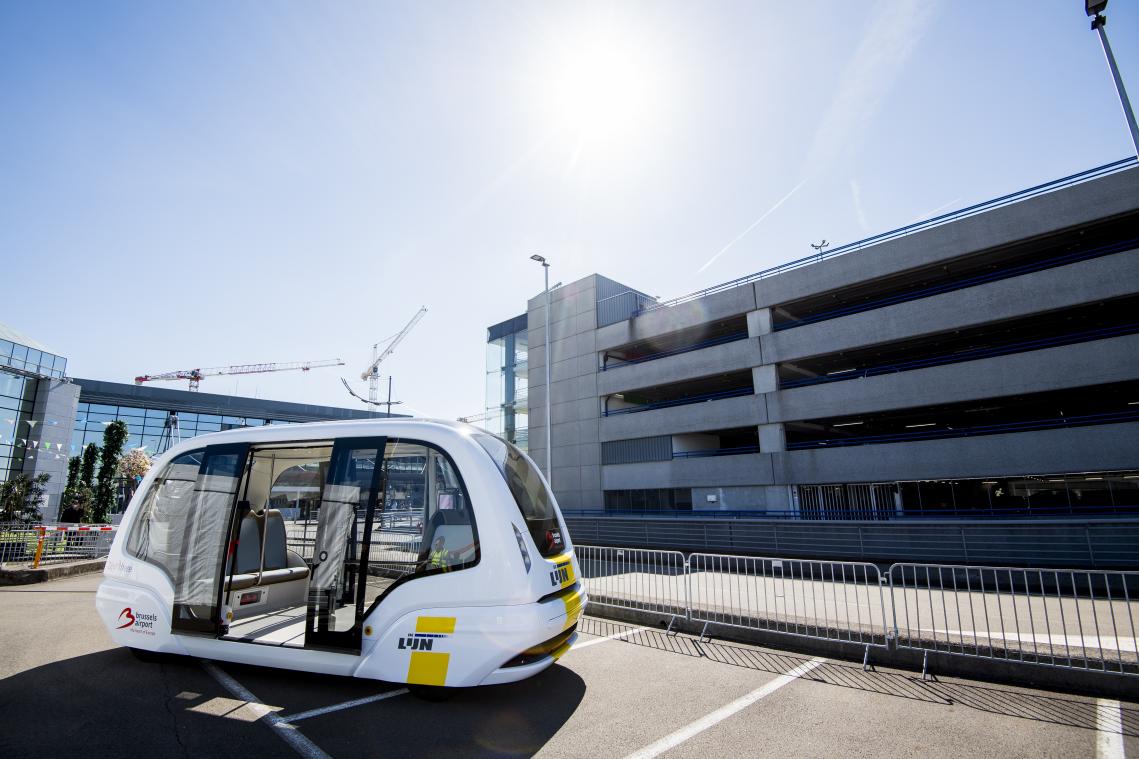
[377, 441, 477, 575]
[125, 450, 204, 579]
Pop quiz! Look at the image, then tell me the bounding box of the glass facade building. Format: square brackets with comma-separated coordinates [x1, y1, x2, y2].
[1, 324, 72, 483]
[485, 314, 529, 450]
[71, 378, 382, 458]
[0, 371, 37, 480]
[72, 402, 298, 456]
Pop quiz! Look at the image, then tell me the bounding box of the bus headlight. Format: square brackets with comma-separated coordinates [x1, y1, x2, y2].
[513, 523, 532, 573]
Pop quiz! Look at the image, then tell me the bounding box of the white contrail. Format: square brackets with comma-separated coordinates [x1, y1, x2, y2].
[850, 178, 869, 231]
[697, 178, 808, 273]
[909, 197, 961, 224]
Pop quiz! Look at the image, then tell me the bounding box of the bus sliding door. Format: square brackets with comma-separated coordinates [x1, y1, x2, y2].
[305, 437, 386, 653]
[170, 443, 251, 636]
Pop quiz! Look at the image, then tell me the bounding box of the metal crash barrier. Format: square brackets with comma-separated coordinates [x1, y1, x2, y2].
[575, 545, 688, 619]
[0, 523, 116, 568]
[687, 554, 889, 654]
[889, 563, 1139, 679]
[576, 544, 1139, 679]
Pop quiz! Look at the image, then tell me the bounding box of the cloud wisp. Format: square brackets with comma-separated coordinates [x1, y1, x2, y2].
[805, 1, 938, 174]
[697, 177, 809, 273]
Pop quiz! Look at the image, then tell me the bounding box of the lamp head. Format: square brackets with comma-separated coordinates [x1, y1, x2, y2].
[530, 254, 547, 263]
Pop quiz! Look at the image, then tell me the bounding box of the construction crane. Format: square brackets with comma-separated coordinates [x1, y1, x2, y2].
[134, 358, 346, 392]
[344, 307, 427, 411]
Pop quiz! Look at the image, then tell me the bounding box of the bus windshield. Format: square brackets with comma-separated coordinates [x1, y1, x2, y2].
[473, 433, 565, 557]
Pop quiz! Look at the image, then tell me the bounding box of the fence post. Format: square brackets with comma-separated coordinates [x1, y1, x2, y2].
[32, 526, 46, 569]
[684, 556, 692, 621]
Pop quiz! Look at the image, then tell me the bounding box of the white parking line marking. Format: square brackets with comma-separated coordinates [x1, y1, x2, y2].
[573, 626, 650, 650]
[622, 657, 827, 759]
[1096, 699, 1125, 759]
[282, 689, 409, 723]
[202, 661, 332, 759]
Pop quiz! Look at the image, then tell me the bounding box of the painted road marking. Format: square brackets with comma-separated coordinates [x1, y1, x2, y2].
[622, 657, 827, 759]
[203, 661, 331, 759]
[282, 689, 409, 723]
[1096, 699, 1125, 759]
[573, 626, 650, 650]
[917, 628, 1138, 654]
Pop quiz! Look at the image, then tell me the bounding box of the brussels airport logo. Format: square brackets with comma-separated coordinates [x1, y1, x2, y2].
[117, 607, 158, 636]
[397, 632, 447, 651]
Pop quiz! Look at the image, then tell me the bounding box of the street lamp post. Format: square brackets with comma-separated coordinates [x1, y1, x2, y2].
[1087, 1, 1139, 157]
[530, 254, 553, 480]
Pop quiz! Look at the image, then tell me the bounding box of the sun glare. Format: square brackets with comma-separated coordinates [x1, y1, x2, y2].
[535, 22, 666, 158]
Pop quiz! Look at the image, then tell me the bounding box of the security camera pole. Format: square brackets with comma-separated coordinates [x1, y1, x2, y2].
[1087, 1, 1139, 156]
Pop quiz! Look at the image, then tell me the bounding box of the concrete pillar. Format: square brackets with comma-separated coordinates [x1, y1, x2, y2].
[758, 423, 786, 453]
[746, 307, 773, 338]
[752, 364, 778, 394]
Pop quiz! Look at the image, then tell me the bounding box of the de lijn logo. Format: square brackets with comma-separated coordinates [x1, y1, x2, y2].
[117, 607, 158, 635]
[550, 560, 571, 587]
[397, 631, 448, 651]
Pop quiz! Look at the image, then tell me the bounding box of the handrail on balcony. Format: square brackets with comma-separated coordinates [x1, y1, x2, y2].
[786, 409, 1139, 450]
[773, 237, 1138, 331]
[780, 322, 1139, 389]
[602, 330, 750, 371]
[603, 386, 754, 417]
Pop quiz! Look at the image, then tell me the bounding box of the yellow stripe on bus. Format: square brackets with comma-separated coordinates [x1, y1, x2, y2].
[550, 639, 573, 661]
[561, 589, 584, 629]
[407, 651, 450, 686]
[415, 616, 456, 634]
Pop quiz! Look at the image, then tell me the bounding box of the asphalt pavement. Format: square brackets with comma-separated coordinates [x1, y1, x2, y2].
[0, 573, 1135, 758]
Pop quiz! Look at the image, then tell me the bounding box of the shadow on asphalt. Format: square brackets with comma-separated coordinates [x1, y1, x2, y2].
[0, 645, 588, 759]
[578, 617, 1138, 737]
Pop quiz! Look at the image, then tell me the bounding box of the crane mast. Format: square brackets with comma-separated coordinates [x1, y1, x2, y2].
[134, 358, 345, 391]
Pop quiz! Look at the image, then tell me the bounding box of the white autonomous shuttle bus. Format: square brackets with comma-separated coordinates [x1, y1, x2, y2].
[96, 420, 585, 695]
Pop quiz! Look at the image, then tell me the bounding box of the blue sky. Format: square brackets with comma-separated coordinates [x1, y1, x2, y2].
[2, 1, 1137, 422]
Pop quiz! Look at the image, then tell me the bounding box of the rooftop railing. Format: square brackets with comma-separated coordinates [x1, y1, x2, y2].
[596, 157, 1137, 321]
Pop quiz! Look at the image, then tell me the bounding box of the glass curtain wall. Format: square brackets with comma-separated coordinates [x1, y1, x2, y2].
[0, 371, 37, 480]
[0, 337, 67, 379]
[485, 314, 528, 450]
[72, 402, 294, 457]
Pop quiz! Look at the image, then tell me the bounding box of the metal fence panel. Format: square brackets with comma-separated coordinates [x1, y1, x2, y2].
[576, 545, 687, 616]
[0, 523, 116, 567]
[687, 553, 889, 647]
[889, 563, 1139, 676]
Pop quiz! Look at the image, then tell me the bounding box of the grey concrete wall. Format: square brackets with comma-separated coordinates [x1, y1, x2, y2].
[691, 485, 792, 511]
[762, 248, 1139, 363]
[528, 274, 647, 510]
[602, 453, 775, 490]
[23, 379, 81, 521]
[774, 421, 1139, 484]
[767, 333, 1139, 422]
[595, 285, 757, 351]
[752, 167, 1139, 308]
[599, 393, 766, 441]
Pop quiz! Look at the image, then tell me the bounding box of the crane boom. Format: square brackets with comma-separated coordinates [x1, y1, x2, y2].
[135, 358, 345, 391]
[360, 307, 428, 381]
